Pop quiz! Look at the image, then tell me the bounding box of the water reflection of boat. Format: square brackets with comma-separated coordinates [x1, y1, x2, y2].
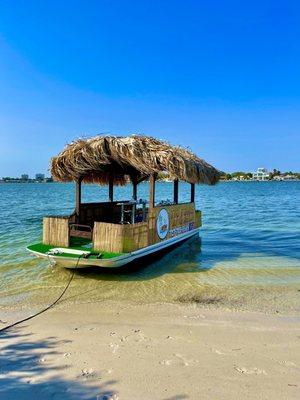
[27, 135, 219, 269]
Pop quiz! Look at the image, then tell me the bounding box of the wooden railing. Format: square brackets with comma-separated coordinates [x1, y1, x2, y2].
[43, 216, 69, 247]
[43, 203, 201, 251]
[93, 221, 148, 253]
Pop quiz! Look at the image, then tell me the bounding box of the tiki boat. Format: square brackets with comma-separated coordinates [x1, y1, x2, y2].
[27, 135, 219, 269]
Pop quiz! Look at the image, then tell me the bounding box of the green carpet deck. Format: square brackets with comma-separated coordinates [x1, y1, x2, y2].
[27, 237, 122, 259]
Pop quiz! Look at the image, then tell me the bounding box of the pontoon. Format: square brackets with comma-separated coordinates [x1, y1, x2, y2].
[27, 135, 219, 268]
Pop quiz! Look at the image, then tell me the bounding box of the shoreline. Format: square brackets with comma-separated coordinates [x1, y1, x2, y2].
[1, 179, 300, 184]
[1, 301, 299, 399]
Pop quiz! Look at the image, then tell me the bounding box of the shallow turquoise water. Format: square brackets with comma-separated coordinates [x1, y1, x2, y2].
[0, 181, 299, 313]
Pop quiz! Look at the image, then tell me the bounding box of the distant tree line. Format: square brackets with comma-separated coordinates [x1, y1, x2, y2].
[219, 169, 300, 180]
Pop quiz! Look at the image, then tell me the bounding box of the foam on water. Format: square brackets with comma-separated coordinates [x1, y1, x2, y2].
[0, 181, 299, 314]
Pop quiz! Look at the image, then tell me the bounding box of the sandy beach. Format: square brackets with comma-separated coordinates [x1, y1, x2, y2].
[1, 301, 299, 400]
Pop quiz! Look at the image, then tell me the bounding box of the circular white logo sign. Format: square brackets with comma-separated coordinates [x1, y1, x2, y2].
[156, 208, 169, 239]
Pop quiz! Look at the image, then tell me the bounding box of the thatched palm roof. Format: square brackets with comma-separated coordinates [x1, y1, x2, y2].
[51, 135, 220, 185]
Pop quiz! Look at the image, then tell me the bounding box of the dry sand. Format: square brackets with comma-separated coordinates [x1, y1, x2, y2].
[1, 301, 299, 400]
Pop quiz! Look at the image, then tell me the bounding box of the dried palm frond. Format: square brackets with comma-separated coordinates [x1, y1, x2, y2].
[51, 134, 220, 185]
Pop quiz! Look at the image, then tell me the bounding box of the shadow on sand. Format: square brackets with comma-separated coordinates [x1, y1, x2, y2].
[0, 327, 190, 400]
[0, 326, 117, 400]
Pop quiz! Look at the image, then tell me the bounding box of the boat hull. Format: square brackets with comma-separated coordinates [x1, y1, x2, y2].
[28, 228, 200, 269]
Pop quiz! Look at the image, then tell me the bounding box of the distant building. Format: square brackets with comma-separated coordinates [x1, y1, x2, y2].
[273, 174, 297, 181]
[273, 175, 284, 181]
[252, 168, 269, 181]
[285, 174, 297, 180]
[232, 175, 245, 181]
[35, 173, 45, 181]
[21, 174, 29, 181]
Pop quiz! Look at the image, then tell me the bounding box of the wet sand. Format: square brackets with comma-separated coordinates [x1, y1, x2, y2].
[1, 301, 300, 400]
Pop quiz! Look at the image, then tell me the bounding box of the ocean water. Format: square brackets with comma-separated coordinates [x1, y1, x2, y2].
[0, 181, 299, 314]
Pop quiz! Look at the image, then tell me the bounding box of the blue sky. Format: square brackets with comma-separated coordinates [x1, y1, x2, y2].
[0, 0, 299, 176]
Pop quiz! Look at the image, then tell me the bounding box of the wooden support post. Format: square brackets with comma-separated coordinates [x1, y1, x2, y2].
[191, 183, 195, 203]
[132, 176, 137, 200]
[149, 173, 156, 209]
[132, 176, 137, 224]
[109, 175, 114, 202]
[174, 179, 179, 204]
[75, 178, 82, 220]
